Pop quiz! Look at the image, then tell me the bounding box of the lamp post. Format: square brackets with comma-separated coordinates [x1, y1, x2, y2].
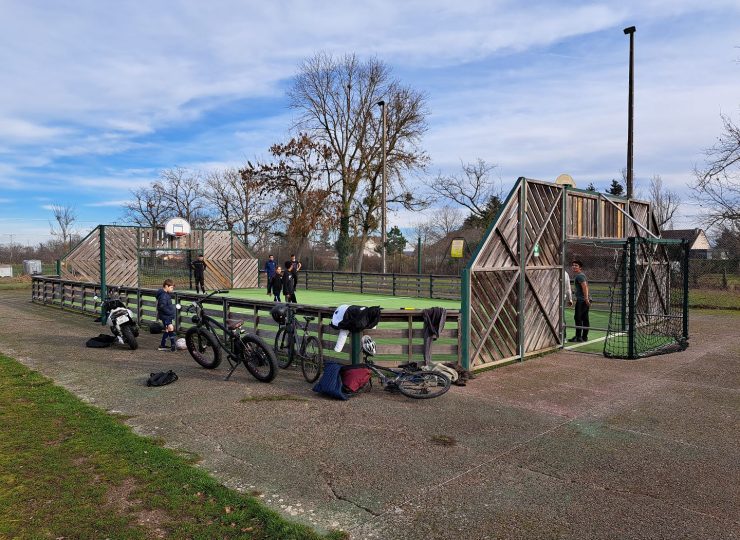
[377, 100, 387, 274]
[624, 25, 636, 199]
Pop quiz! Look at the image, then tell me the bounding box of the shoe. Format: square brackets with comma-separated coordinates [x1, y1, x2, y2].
[581, 337, 588, 342]
[158, 346, 170, 351]
[567, 337, 580, 343]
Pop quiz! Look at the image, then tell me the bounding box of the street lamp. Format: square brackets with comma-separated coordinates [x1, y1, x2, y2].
[624, 25, 636, 199]
[377, 100, 387, 274]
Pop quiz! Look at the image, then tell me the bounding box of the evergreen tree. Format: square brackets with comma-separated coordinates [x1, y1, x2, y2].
[586, 182, 596, 192]
[607, 180, 625, 196]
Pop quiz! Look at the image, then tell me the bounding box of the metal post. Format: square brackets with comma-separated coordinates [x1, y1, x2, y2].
[624, 26, 636, 198]
[628, 237, 637, 358]
[682, 239, 690, 340]
[350, 331, 361, 365]
[56, 259, 61, 276]
[99, 226, 107, 325]
[460, 268, 471, 370]
[417, 236, 422, 274]
[517, 180, 527, 361]
[561, 185, 568, 344]
[621, 242, 628, 332]
[377, 100, 387, 274]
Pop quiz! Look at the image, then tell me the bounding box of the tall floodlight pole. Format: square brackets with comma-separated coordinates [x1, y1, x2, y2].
[377, 100, 387, 274]
[624, 25, 636, 199]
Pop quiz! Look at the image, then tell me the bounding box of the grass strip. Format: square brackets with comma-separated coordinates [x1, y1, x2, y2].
[0, 354, 345, 540]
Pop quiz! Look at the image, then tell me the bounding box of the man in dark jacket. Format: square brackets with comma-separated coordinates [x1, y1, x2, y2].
[283, 265, 297, 303]
[155, 279, 177, 351]
[190, 254, 207, 294]
[270, 266, 284, 302]
[264, 254, 277, 295]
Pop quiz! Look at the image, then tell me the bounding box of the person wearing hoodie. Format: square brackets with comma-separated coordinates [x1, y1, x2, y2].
[156, 279, 177, 351]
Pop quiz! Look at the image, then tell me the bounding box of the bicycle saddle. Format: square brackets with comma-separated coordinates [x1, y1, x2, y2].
[303, 316, 315, 322]
[226, 318, 245, 330]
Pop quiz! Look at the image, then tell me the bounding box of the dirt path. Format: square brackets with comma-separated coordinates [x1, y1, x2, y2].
[1, 289, 738, 539]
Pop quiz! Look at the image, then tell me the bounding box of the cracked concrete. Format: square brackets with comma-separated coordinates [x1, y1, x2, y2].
[1, 289, 739, 539]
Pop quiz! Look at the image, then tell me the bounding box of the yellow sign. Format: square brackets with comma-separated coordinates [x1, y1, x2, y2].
[450, 238, 465, 258]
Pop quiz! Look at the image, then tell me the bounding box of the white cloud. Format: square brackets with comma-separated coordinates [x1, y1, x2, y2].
[85, 200, 133, 207]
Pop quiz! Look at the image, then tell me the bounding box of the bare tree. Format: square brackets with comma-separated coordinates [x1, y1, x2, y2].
[289, 52, 429, 269]
[430, 159, 502, 222]
[232, 164, 282, 250]
[204, 168, 241, 231]
[433, 206, 464, 238]
[649, 174, 680, 229]
[49, 204, 76, 250]
[692, 114, 740, 232]
[153, 167, 210, 227]
[122, 186, 169, 228]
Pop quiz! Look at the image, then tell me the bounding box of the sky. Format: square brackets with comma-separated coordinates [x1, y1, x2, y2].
[1, 0, 739, 245]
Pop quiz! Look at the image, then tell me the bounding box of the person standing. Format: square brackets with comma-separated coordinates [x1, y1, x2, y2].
[264, 254, 277, 295]
[190, 254, 208, 294]
[283, 262, 297, 303]
[289, 254, 302, 286]
[155, 279, 177, 351]
[270, 266, 284, 302]
[569, 260, 590, 342]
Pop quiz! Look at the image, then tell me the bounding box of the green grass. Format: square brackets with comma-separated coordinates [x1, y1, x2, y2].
[688, 289, 740, 310]
[0, 354, 345, 540]
[207, 288, 461, 311]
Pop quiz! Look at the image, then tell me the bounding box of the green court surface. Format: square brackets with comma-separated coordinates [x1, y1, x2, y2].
[191, 287, 462, 311]
[563, 307, 610, 354]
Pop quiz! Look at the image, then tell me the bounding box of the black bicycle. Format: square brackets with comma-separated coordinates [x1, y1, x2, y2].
[183, 290, 278, 383]
[272, 304, 323, 383]
[358, 335, 451, 399]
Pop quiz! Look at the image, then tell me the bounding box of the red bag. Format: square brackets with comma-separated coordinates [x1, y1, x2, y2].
[341, 366, 371, 393]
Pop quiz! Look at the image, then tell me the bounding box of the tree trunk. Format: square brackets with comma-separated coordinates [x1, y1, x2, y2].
[336, 212, 352, 270]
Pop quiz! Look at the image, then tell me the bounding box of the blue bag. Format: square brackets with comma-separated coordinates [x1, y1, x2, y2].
[312, 362, 348, 400]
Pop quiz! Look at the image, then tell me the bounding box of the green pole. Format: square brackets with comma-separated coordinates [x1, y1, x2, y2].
[351, 332, 361, 365]
[621, 242, 628, 331]
[99, 226, 107, 325]
[682, 239, 690, 340]
[517, 180, 527, 361]
[417, 236, 422, 274]
[460, 268, 471, 370]
[627, 237, 637, 358]
[230, 231, 234, 288]
[55, 259, 61, 276]
[561, 185, 568, 344]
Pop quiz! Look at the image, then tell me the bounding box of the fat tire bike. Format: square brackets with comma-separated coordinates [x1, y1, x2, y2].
[183, 290, 278, 383]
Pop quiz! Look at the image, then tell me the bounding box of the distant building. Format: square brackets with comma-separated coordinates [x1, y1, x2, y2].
[660, 228, 712, 258]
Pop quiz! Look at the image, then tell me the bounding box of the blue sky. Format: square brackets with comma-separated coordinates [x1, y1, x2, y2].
[1, 0, 739, 245]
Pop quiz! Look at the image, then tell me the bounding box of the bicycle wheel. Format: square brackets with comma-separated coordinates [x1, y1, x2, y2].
[301, 335, 323, 383]
[185, 327, 222, 369]
[397, 371, 450, 399]
[241, 334, 278, 383]
[274, 327, 294, 369]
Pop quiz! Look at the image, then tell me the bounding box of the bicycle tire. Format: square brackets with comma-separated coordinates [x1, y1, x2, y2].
[301, 335, 323, 383]
[241, 334, 278, 383]
[274, 327, 294, 369]
[185, 327, 222, 369]
[397, 371, 450, 399]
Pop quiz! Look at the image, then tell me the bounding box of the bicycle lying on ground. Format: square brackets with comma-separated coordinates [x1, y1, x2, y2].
[271, 303, 323, 383]
[182, 290, 277, 383]
[356, 335, 451, 399]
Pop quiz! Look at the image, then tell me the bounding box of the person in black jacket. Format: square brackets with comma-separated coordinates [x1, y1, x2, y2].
[190, 254, 207, 294]
[155, 279, 177, 351]
[283, 264, 297, 303]
[270, 266, 284, 302]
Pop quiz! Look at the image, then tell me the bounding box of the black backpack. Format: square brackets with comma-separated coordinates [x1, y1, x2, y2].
[146, 370, 178, 387]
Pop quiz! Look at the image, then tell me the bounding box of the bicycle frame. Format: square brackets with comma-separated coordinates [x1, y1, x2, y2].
[187, 292, 248, 379]
[280, 306, 312, 358]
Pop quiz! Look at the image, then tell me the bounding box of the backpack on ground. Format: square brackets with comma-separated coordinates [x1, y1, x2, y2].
[312, 362, 348, 400]
[146, 370, 178, 387]
[341, 365, 372, 393]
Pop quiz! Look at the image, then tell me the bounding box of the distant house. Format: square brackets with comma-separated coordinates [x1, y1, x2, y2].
[660, 228, 712, 259]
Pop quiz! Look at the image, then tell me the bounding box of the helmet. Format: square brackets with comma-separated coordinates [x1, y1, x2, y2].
[361, 335, 376, 356]
[175, 338, 187, 351]
[270, 303, 288, 324]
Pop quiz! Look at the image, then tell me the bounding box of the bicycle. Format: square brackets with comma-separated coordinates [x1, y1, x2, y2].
[356, 335, 451, 399]
[271, 304, 323, 383]
[183, 290, 278, 383]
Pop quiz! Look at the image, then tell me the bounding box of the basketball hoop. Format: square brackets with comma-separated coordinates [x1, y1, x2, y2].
[164, 217, 191, 237]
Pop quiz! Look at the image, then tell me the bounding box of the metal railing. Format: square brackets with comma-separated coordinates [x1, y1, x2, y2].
[31, 276, 460, 365]
[259, 270, 461, 300]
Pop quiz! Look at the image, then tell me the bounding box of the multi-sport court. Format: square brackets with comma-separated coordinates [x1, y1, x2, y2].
[38, 176, 691, 368]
